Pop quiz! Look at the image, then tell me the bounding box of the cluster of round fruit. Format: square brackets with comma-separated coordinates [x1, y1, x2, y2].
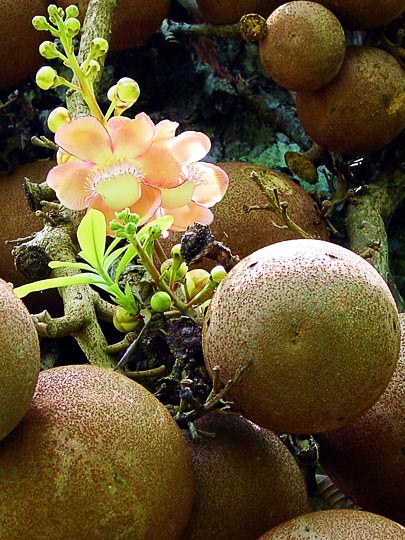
[1, 234, 405, 539]
[256, 0, 405, 155]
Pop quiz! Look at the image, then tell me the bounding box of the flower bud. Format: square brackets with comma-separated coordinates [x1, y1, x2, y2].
[47, 107, 71, 133]
[32, 16, 48, 31]
[65, 17, 81, 36]
[35, 66, 59, 90]
[65, 4, 80, 18]
[160, 258, 173, 275]
[170, 243, 182, 258]
[39, 41, 59, 60]
[150, 291, 172, 312]
[184, 269, 210, 300]
[82, 59, 100, 78]
[113, 306, 139, 333]
[175, 262, 188, 281]
[90, 37, 109, 57]
[210, 265, 227, 284]
[107, 84, 117, 102]
[47, 4, 59, 17]
[116, 77, 140, 104]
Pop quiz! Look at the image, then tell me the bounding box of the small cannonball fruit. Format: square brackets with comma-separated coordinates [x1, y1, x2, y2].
[314, 0, 405, 30]
[202, 239, 400, 434]
[315, 312, 405, 525]
[0, 365, 195, 540]
[181, 412, 309, 540]
[196, 0, 282, 24]
[161, 162, 329, 265]
[295, 46, 405, 156]
[259, 1, 346, 91]
[56, 0, 170, 50]
[256, 509, 405, 539]
[0, 278, 40, 441]
[0, 0, 48, 89]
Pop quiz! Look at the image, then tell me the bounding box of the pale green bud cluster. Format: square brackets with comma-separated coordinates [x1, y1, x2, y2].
[36, 66, 60, 90]
[107, 77, 140, 116]
[47, 107, 71, 133]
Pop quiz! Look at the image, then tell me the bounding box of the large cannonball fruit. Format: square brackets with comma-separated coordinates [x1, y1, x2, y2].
[56, 0, 170, 50]
[0, 0, 48, 89]
[0, 365, 194, 540]
[315, 312, 405, 525]
[182, 412, 309, 540]
[161, 162, 328, 265]
[314, 0, 405, 30]
[295, 46, 405, 156]
[257, 509, 405, 539]
[0, 278, 40, 441]
[203, 239, 400, 434]
[196, 0, 282, 24]
[259, 2, 346, 91]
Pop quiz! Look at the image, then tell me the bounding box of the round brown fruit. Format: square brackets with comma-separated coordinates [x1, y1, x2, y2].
[182, 412, 309, 540]
[259, 1, 346, 91]
[0, 0, 48, 89]
[314, 0, 405, 30]
[256, 509, 405, 539]
[56, 0, 170, 50]
[0, 160, 63, 314]
[0, 278, 40, 441]
[196, 0, 282, 25]
[315, 311, 405, 525]
[202, 239, 400, 434]
[295, 46, 405, 156]
[0, 364, 195, 540]
[161, 162, 329, 265]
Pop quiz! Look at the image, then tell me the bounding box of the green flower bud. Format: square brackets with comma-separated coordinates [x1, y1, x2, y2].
[116, 77, 140, 104]
[32, 16, 48, 31]
[107, 84, 117, 102]
[35, 66, 59, 90]
[150, 291, 172, 313]
[47, 5, 63, 24]
[39, 41, 59, 60]
[184, 269, 210, 300]
[47, 107, 71, 133]
[47, 4, 59, 17]
[113, 306, 139, 333]
[65, 17, 81, 36]
[170, 243, 182, 258]
[210, 265, 227, 284]
[124, 222, 137, 235]
[90, 37, 109, 57]
[175, 262, 188, 281]
[82, 59, 100, 78]
[160, 258, 173, 275]
[65, 4, 80, 18]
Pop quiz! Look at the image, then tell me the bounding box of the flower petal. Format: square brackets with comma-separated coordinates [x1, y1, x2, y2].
[108, 113, 155, 158]
[129, 184, 162, 224]
[189, 162, 229, 207]
[154, 119, 179, 141]
[159, 201, 214, 231]
[46, 162, 93, 210]
[160, 180, 195, 209]
[170, 131, 211, 165]
[140, 144, 182, 188]
[55, 116, 113, 163]
[88, 197, 119, 236]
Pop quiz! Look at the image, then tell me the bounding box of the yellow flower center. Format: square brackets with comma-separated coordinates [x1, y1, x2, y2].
[86, 159, 144, 210]
[160, 180, 195, 209]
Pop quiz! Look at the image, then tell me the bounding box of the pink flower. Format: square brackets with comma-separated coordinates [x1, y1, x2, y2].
[46, 113, 229, 234]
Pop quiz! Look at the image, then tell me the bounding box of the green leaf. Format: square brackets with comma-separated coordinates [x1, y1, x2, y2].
[114, 243, 137, 283]
[137, 215, 174, 242]
[49, 260, 95, 272]
[102, 244, 132, 273]
[76, 209, 106, 270]
[13, 272, 105, 298]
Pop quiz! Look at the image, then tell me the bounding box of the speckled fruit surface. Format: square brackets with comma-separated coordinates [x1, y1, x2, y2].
[0, 364, 195, 540]
[0, 278, 40, 441]
[313, 0, 405, 29]
[182, 412, 309, 540]
[203, 239, 400, 434]
[259, 1, 346, 91]
[295, 46, 405, 156]
[0, 0, 47, 89]
[256, 509, 405, 539]
[315, 312, 405, 525]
